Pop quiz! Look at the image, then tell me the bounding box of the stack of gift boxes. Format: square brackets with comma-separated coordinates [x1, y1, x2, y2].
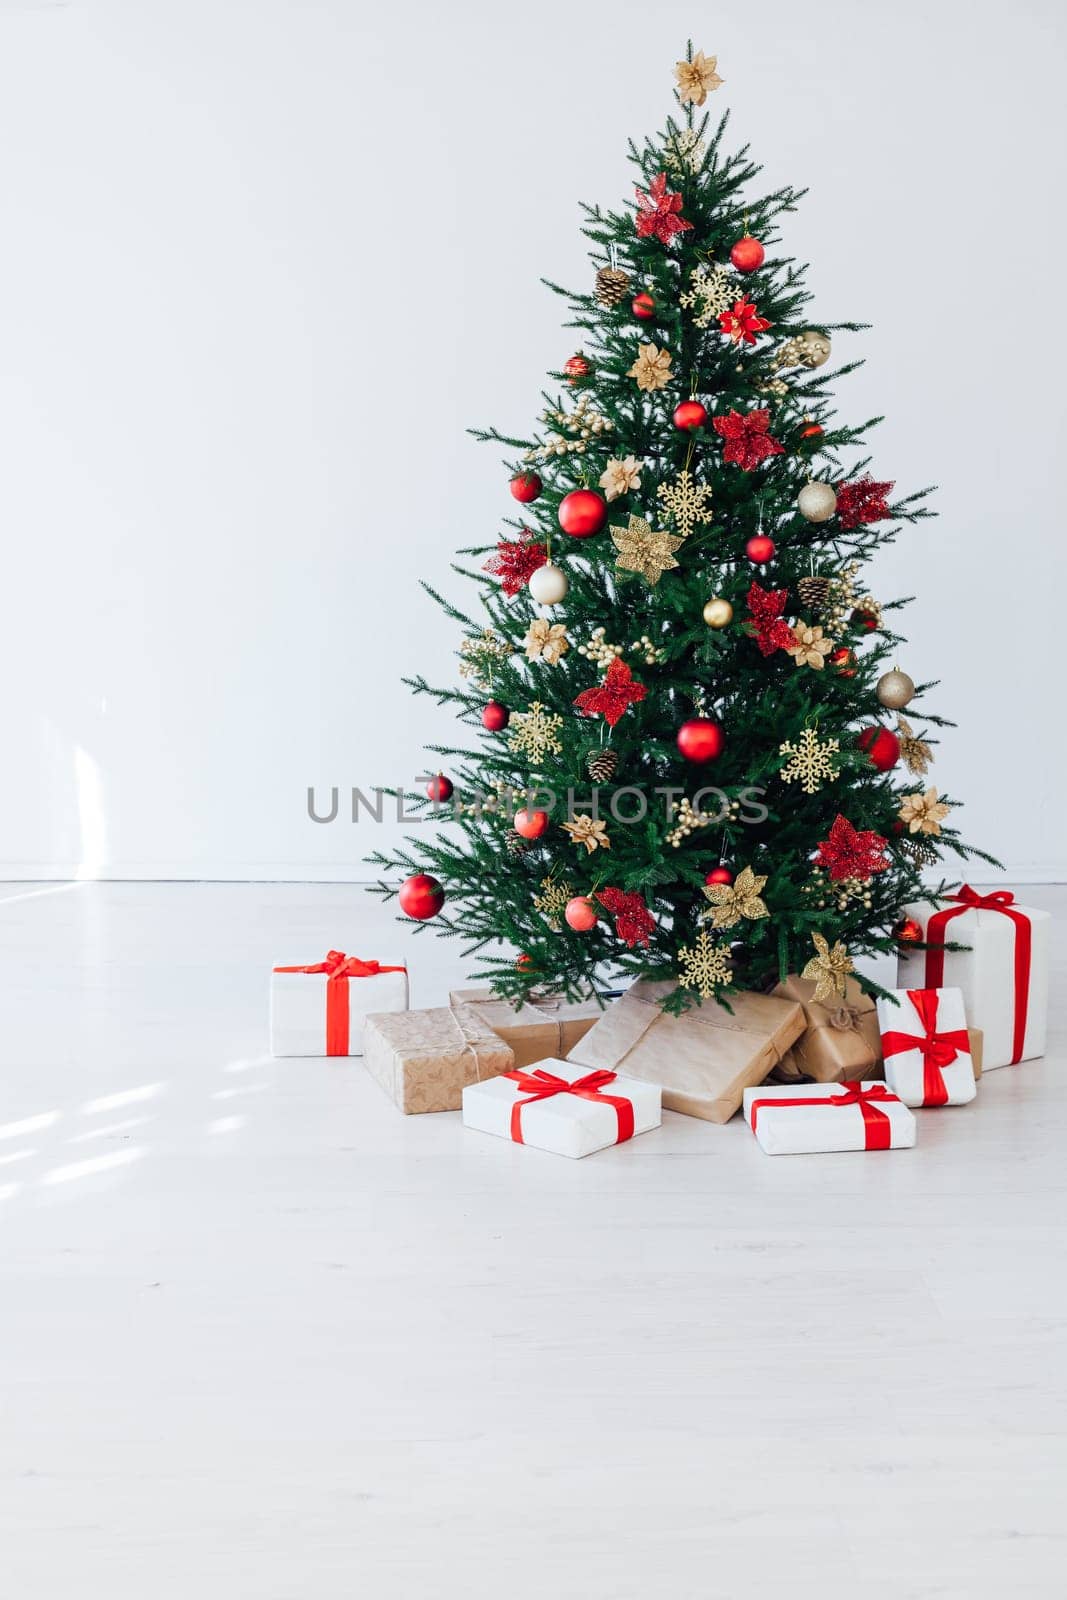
[269, 886, 1049, 1161]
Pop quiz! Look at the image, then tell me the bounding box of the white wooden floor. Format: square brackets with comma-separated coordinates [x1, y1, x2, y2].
[1, 881, 1064, 1597]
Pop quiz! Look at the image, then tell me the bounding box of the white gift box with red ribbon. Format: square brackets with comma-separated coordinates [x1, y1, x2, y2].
[876, 987, 976, 1108]
[270, 952, 408, 1057]
[742, 1080, 917, 1155]
[896, 887, 1049, 1070]
[462, 1059, 661, 1159]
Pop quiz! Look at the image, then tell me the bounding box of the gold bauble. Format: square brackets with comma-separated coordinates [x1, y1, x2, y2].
[703, 597, 733, 629]
[797, 481, 837, 522]
[876, 668, 916, 710]
[798, 329, 832, 368]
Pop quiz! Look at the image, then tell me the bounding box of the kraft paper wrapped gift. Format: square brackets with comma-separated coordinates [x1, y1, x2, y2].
[270, 952, 408, 1057]
[447, 987, 603, 1071]
[462, 1061, 661, 1159]
[771, 974, 881, 1084]
[876, 987, 976, 1107]
[362, 1003, 513, 1114]
[566, 979, 806, 1124]
[744, 1080, 917, 1155]
[896, 886, 1049, 1070]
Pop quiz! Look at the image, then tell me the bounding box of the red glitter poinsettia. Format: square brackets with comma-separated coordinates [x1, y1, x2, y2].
[719, 297, 771, 346]
[814, 815, 890, 882]
[596, 887, 656, 949]
[835, 475, 894, 531]
[745, 581, 797, 657]
[573, 658, 648, 729]
[482, 535, 547, 597]
[634, 172, 693, 246]
[713, 408, 784, 471]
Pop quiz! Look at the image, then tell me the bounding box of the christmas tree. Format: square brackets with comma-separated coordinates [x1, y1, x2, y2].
[369, 46, 994, 1010]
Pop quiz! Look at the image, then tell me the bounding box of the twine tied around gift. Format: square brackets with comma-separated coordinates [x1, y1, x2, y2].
[446, 1001, 496, 1084]
[828, 1003, 863, 1032]
[521, 990, 567, 1057]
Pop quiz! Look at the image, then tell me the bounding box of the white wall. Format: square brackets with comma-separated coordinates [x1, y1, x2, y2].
[1, 0, 1064, 880]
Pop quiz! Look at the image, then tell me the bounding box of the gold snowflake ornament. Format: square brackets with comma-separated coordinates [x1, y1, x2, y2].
[561, 815, 610, 855]
[663, 127, 706, 177]
[656, 469, 714, 539]
[610, 514, 684, 586]
[702, 865, 769, 930]
[678, 928, 732, 1000]
[801, 932, 854, 1004]
[507, 701, 564, 766]
[679, 262, 737, 329]
[459, 628, 512, 688]
[779, 726, 840, 795]
[533, 876, 573, 932]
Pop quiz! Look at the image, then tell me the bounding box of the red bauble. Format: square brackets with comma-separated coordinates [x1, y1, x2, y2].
[564, 895, 598, 932]
[705, 866, 733, 886]
[730, 235, 766, 272]
[632, 292, 656, 320]
[516, 952, 536, 971]
[677, 717, 724, 763]
[859, 727, 900, 772]
[509, 471, 542, 504]
[513, 807, 549, 840]
[564, 353, 591, 383]
[398, 873, 444, 921]
[830, 648, 856, 678]
[481, 700, 509, 732]
[895, 917, 923, 946]
[746, 534, 776, 564]
[425, 773, 453, 803]
[852, 606, 880, 632]
[673, 399, 708, 431]
[799, 422, 824, 440]
[558, 488, 607, 538]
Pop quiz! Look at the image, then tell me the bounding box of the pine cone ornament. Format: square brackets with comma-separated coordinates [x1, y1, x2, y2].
[595, 266, 631, 307]
[797, 574, 831, 610]
[505, 829, 533, 858]
[586, 747, 619, 782]
[901, 836, 939, 868]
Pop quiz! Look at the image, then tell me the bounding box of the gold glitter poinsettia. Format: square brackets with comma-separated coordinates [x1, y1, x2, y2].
[702, 864, 769, 929]
[898, 787, 950, 836]
[897, 717, 933, 776]
[788, 623, 834, 670]
[611, 514, 684, 586]
[562, 815, 611, 854]
[524, 618, 569, 664]
[675, 50, 723, 106]
[599, 455, 643, 501]
[801, 932, 854, 1003]
[627, 342, 673, 392]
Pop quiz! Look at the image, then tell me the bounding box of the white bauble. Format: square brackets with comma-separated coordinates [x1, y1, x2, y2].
[797, 481, 838, 523]
[528, 562, 569, 605]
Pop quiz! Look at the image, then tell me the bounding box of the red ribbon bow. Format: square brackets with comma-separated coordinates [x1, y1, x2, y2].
[880, 989, 970, 1107]
[748, 1081, 900, 1150]
[502, 1067, 635, 1146]
[273, 953, 407, 1055]
[922, 886, 1031, 1064]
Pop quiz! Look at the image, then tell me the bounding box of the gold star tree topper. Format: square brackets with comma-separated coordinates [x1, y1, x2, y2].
[801, 932, 854, 1003]
[702, 864, 769, 929]
[611, 514, 684, 587]
[675, 50, 723, 106]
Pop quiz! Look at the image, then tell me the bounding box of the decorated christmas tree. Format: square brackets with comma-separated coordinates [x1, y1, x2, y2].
[369, 46, 994, 1010]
